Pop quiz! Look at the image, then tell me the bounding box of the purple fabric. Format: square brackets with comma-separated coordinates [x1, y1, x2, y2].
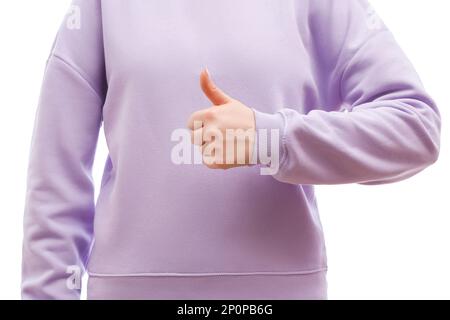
[22, 0, 441, 299]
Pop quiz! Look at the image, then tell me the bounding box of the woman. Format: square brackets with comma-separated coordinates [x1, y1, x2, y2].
[21, 0, 441, 299]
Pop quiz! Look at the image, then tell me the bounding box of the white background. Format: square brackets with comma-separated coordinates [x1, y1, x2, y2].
[0, 0, 448, 300]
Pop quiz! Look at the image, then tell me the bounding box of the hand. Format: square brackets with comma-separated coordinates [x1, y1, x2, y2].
[187, 68, 256, 169]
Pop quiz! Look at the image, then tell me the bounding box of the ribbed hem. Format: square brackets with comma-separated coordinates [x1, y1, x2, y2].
[86, 270, 328, 300]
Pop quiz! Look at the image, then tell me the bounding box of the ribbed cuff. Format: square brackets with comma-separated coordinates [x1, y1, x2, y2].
[251, 109, 285, 165]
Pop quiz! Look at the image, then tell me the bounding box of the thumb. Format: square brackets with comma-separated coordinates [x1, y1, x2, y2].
[200, 68, 233, 106]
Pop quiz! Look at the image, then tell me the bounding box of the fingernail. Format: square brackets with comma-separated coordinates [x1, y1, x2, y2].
[204, 66, 210, 77]
[204, 66, 216, 89]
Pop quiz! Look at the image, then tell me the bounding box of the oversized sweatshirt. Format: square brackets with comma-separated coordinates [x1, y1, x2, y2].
[21, 0, 441, 300]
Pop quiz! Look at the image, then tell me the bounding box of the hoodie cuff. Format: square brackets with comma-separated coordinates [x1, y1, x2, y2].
[251, 108, 285, 165]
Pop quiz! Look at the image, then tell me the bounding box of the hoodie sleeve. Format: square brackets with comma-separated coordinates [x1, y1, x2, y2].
[253, 0, 441, 185]
[21, 0, 106, 299]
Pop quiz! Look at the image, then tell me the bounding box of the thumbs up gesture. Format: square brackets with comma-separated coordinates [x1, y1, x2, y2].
[187, 68, 256, 169]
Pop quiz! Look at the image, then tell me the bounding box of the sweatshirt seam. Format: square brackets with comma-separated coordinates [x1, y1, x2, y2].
[50, 53, 104, 102]
[338, 29, 389, 105]
[87, 267, 328, 278]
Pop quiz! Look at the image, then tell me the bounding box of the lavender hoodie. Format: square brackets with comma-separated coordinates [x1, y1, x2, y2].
[22, 0, 441, 299]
